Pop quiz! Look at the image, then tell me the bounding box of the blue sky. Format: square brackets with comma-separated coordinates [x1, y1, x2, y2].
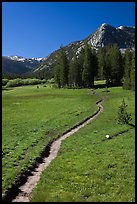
[2, 2, 135, 58]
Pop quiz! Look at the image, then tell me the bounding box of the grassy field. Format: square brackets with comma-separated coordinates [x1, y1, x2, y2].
[31, 87, 135, 202]
[2, 85, 99, 195]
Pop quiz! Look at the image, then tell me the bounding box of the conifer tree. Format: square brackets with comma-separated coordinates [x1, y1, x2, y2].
[109, 44, 123, 85]
[97, 47, 106, 80]
[130, 51, 135, 91]
[54, 62, 61, 88]
[123, 49, 132, 90]
[91, 48, 98, 80]
[69, 56, 82, 88]
[77, 47, 85, 87]
[103, 44, 123, 86]
[54, 46, 69, 88]
[82, 43, 94, 88]
[117, 99, 132, 124]
[103, 46, 112, 85]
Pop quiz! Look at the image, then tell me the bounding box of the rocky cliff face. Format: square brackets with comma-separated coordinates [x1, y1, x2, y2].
[86, 23, 135, 49]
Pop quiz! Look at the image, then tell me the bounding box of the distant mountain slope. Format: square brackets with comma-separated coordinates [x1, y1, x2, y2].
[33, 23, 135, 77]
[2, 56, 45, 76]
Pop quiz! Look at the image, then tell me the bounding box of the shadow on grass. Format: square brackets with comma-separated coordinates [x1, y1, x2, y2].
[2, 87, 14, 91]
[128, 123, 135, 128]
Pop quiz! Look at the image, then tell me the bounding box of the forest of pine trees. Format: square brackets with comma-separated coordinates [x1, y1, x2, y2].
[54, 44, 135, 90]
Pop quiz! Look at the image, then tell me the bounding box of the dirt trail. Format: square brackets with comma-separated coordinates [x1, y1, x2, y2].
[11, 99, 104, 202]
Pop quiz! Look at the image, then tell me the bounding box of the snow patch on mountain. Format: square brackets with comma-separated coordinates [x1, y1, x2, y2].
[7, 56, 26, 62]
[117, 26, 124, 30]
[6, 55, 45, 62]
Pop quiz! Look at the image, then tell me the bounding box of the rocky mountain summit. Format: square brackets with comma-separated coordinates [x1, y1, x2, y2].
[34, 23, 135, 76]
[86, 23, 135, 49]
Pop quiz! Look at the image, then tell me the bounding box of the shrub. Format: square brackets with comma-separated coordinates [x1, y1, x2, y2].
[27, 78, 41, 85]
[6, 78, 23, 87]
[22, 79, 30, 85]
[117, 99, 132, 124]
[2, 79, 9, 86]
[5, 78, 44, 87]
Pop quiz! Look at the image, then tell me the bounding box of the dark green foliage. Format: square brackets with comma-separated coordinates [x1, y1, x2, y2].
[123, 49, 132, 90]
[98, 44, 123, 86]
[82, 44, 92, 87]
[54, 63, 61, 88]
[68, 56, 82, 88]
[54, 46, 69, 88]
[82, 43, 97, 88]
[2, 79, 9, 86]
[109, 44, 123, 85]
[130, 52, 135, 91]
[54, 44, 99, 89]
[103, 47, 112, 85]
[117, 99, 132, 124]
[123, 50, 135, 91]
[54, 44, 134, 89]
[97, 48, 106, 80]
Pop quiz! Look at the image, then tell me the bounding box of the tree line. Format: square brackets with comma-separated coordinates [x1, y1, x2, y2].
[54, 43, 135, 90]
[3, 44, 134, 91]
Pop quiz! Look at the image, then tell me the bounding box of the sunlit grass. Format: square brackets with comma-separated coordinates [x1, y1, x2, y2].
[31, 87, 135, 202]
[2, 85, 99, 194]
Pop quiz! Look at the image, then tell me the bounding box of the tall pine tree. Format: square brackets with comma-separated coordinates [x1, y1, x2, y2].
[103, 44, 123, 86]
[97, 47, 106, 80]
[69, 56, 82, 88]
[82, 43, 95, 88]
[54, 46, 69, 88]
[54, 62, 61, 88]
[123, 49, 133, 90]
[109, 44, 123, 85]
[103, 45, 112, 85]
[130, 51, 135, 91]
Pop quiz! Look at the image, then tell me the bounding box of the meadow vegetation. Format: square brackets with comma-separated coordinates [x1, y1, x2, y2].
[2, 84, 135, 202]
[2, 85, 99, 195]
[31, 87, 135, 202]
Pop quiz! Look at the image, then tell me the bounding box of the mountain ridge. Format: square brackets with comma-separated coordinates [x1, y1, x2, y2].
[2, 23, 135, 77]
[33, 23, 135, 77]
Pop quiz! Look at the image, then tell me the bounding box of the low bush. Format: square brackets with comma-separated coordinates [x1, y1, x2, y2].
[5, 78, 44, 87]
[6, 78, 23, 87]
[2, 79, 9, 86]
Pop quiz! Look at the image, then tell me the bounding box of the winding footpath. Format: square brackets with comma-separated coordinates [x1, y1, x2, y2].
[10, 99, 104, 202]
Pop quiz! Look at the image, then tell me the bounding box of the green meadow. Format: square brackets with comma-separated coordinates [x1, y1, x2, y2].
[2, 85, 99, 194]
[2, 85, 135, 202]
[31, 87, 135, 202]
